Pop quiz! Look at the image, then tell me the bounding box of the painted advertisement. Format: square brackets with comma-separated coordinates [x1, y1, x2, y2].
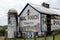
[51, 16, 60, 31]
[20, 14, 40, 32]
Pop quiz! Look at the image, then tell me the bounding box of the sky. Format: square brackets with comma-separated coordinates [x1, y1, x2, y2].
[0, 0, 60, 26]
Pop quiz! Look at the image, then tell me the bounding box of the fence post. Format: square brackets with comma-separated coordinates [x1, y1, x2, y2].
[14, 32, 16, 40]
[4, 31, 7, 40]
[34, 32, 36, 40]
[53, 31, 55, 40]
[44, 31, 46, 40]
[24, 33, 26, 40]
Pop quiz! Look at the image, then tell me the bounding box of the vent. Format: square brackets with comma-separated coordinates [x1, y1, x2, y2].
[27, 9, 30, 15]
[42, 2, 49, 8]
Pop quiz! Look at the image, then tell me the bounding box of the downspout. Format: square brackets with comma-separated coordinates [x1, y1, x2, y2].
[40, 14, 42, 32]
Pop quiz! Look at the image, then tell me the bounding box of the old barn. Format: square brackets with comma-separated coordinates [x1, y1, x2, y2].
[8, 3, 60, 38]
[19, 3, 60, 38]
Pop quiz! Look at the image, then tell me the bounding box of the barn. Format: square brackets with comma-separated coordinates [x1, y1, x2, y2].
[7, 3, 60, 38]
[19, 3, 60, 38]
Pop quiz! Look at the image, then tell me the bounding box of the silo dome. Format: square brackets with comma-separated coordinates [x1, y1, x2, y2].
[8, 9, 17, 13]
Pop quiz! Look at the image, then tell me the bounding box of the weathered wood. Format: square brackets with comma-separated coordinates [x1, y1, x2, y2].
[34, 32, 36, 40]
[44, 31, 46, 40]
[53, 31, 55, 40]
[14, 32, 16, 40]
[34, 36, 36, 40]
[24, 33, 26, 40]
[4, 31, 7, 40]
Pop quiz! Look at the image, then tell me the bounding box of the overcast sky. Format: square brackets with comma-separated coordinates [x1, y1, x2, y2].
[0, 0, 60, 26]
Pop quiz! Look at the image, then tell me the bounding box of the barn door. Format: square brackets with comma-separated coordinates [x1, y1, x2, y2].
[47, 14, 51, 35]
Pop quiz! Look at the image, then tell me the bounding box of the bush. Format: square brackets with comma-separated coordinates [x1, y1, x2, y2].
[0, 29, 6, 36]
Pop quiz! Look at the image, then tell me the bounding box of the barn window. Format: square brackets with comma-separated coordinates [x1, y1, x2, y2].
[27, 9, 30, 15]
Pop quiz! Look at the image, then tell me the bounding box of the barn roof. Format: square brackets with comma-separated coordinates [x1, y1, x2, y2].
[19, 3, 60, 16]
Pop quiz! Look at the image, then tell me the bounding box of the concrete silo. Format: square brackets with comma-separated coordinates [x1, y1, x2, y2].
[8, 9, 18, 38]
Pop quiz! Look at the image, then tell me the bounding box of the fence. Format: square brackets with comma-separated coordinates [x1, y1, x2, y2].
[2, 30, 59, 40]
[0, 30, 60, 40]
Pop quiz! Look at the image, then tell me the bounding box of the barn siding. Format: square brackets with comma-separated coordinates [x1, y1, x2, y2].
[19, 5, 41, 38]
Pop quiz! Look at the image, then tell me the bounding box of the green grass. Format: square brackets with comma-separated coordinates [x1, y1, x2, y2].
[55, 34, 60, 40]
[15, 34, 60, 40]
[0, 37, 5, 40]
[0, 34, 60, 40]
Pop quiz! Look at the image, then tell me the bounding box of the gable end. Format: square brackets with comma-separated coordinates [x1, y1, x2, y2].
[18, 3, 43, 16]
[18, 3, 29, 16]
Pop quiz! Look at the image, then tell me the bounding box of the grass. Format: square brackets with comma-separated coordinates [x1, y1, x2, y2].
[0, 37, 5, 40]
[0, 34, 60, 40]
[14, 34, 60, 40]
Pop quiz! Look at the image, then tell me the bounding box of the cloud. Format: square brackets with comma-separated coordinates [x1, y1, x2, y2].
[0, 15, 7, 26]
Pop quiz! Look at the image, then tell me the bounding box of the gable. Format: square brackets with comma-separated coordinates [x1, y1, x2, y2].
[21, 5, 41, 16]
[19, 3, 41, 16]
[19, 3, 60, 17]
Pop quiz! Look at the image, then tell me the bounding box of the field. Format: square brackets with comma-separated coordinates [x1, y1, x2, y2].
[0, 34, 60, 40]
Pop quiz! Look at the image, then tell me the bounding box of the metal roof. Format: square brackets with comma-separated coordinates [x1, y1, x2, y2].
[30, 3, 60, 15]
[19, 3, 60, 16]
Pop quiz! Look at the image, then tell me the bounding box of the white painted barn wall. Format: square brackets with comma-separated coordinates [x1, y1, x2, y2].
[20, 5, 40, 32]
[19, 5, 41, 37]
[41, 14, 47, 31]
[51, 19, 60, 31]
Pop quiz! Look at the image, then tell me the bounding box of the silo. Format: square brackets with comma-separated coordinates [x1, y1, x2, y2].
[8, 9, 18, 38]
